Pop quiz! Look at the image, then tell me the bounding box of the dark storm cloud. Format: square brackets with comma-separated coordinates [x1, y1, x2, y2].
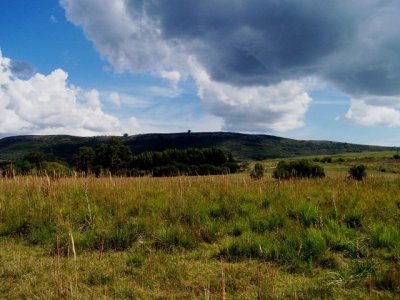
[60, 0, 400, 130]
[126, 0, 400, 96]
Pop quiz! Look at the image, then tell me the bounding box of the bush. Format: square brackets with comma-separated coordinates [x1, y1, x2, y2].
[250, 163, 264, 180]
[152, 165, 180, 177]
[42, 162, 71, 177]
[222, 161, 240, 173]
[348, 165, 367, 181]
[273, 160, 325, 179]
[321, 157, 332, 163]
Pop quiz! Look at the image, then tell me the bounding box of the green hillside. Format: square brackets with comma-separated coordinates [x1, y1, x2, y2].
[0, 132, 395, 162]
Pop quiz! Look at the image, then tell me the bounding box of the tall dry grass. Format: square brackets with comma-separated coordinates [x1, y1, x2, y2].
[0, 173, 399, 298]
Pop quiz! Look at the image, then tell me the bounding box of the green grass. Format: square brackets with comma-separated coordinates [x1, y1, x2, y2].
[1, 155, 400, 298]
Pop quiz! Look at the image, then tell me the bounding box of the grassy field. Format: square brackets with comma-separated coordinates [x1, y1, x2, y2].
[1, 153, 400, 299]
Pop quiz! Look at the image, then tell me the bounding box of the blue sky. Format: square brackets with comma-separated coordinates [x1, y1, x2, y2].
[1, 0, 400, 146]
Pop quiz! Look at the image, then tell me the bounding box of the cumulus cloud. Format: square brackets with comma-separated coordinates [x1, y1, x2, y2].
[10, 60, 36, 79]
[61, 0, 400, 131]
[0, 51, 123, 136]
[85, 89, 101, 108]
[109, 91, 121, 107]
[190, 60, 312, 131]
[345, 98, 400, 127]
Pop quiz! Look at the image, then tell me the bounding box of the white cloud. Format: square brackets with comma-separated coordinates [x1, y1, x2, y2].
[59, 0, 400, 134]
[85, 89, 101, 108]
[127, 116, 140, 129]
[0, 51, 122, 136]
[190, 59, 312, 131]
[345, 99, 400, 127]
[159, 70, 181, 86]
[109, 91, 121, 107]
[61, 0, 176, 74]
[60, 0, 316, 132]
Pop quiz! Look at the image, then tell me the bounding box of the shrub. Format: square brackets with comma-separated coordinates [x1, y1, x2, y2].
[250, 163, 264, 180]
[321, 157, 332, 163]
[42, 162, 71, 177]
[152, 165, 180, 177]
[348, 165, 367, 181]
[222, 161, 240, 173]
[195, 164, 223, 175]
[273, 160, 325, 179]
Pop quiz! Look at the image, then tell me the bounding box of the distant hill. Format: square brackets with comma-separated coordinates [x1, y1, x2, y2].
[0, 132, 395, 162]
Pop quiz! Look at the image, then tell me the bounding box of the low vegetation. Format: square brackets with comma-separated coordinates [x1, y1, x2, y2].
[1, 153, 400, 298]
[250, 162, 264, 179]
[348, 164, 367, 181]
[273, 159, 325, 179]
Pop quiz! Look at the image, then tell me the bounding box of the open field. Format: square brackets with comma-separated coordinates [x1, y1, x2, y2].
[1, 153, 400, 299]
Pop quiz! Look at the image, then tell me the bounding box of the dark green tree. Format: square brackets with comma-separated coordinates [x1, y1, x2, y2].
[96, 137, 132, 175]
[73, 146, 96, 174]
[23, 152, 45, 170]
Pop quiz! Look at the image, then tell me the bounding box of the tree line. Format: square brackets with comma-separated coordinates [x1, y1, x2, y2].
[1, 137, 240, 177]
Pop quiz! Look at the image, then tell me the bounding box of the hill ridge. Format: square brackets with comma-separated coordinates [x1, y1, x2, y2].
[0, 132, 394, 162]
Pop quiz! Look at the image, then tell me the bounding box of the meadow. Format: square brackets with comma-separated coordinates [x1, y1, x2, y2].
[1, 153, 400, 299]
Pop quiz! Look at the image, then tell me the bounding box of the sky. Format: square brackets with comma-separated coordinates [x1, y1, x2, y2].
[1, 0, 400, 146]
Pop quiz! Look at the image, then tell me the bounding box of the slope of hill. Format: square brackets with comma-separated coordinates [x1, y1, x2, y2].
[0, 132, 395, 162]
